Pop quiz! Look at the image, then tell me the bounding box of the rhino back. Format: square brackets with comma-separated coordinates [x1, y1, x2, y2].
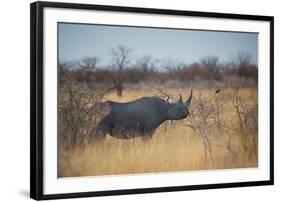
[108, 97, 167, 131]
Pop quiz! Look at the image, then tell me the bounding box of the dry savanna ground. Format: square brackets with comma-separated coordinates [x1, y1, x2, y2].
[58, 87, 258, 177]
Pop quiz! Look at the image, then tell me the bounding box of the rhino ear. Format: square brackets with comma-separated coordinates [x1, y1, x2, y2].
[185, 90, 193, 107]
[179, 94, 183, 103]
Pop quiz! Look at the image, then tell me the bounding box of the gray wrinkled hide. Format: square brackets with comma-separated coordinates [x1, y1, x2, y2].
[95, 92, 192, 140]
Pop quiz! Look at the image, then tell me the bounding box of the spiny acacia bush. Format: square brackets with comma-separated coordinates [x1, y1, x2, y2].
[185, 88, 258, 166]
[58, 64, 109, 148]
[227, 87, 258, 159]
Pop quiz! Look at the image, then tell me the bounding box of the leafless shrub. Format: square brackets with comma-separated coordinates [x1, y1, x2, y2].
[58, 67, 110, 148]
[186, 90, 226, 165]
[228, 87, 258, 159]
[185, 87, 258, 166]
[156, 88, 174, 102]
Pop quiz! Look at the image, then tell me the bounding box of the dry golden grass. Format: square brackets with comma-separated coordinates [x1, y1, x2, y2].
[58, 88, 258, 177]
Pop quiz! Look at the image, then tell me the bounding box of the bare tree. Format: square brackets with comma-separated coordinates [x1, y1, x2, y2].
[136, 55, 155, 73]
[72, 57, 99, 84]
[160, 58, 183, 73]
[58, 62, 69, 85]
[109, 45, 132, 97]
[79, 56, 99, 70]
[234, 52, 253, 78]
[200, 56, 221, 81]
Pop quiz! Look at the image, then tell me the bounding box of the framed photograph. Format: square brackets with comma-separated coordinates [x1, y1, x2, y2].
[30, 1, 274, 200]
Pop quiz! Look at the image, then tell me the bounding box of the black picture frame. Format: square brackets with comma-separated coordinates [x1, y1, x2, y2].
[30, 1, 274, 200]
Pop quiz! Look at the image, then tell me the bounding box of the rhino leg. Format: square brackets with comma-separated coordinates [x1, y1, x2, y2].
[94, 115, 112, 141]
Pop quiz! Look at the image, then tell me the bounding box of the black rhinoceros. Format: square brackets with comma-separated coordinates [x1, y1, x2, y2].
[95, 90, 192, 140]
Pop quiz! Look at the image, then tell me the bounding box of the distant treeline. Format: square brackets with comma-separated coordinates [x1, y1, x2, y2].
[59, 61, 257, 82]
[59, 46, 257, 96]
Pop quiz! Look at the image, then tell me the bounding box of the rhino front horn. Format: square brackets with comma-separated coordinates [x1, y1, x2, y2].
[185, 90, 193, 107]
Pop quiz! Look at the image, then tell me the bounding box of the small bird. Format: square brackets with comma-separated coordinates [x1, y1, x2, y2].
[215, 89, 221, 94]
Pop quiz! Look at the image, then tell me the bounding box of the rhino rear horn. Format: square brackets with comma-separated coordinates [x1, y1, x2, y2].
[179, 94, 183, 103]
[185, 90, 193, 107]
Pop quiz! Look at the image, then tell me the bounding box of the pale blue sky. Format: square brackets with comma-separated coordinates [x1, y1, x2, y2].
[58, 23, 258, 67]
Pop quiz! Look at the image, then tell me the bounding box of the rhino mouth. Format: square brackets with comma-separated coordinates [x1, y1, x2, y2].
[173, 114, 188, 120]
[182, 114, 188, 119]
